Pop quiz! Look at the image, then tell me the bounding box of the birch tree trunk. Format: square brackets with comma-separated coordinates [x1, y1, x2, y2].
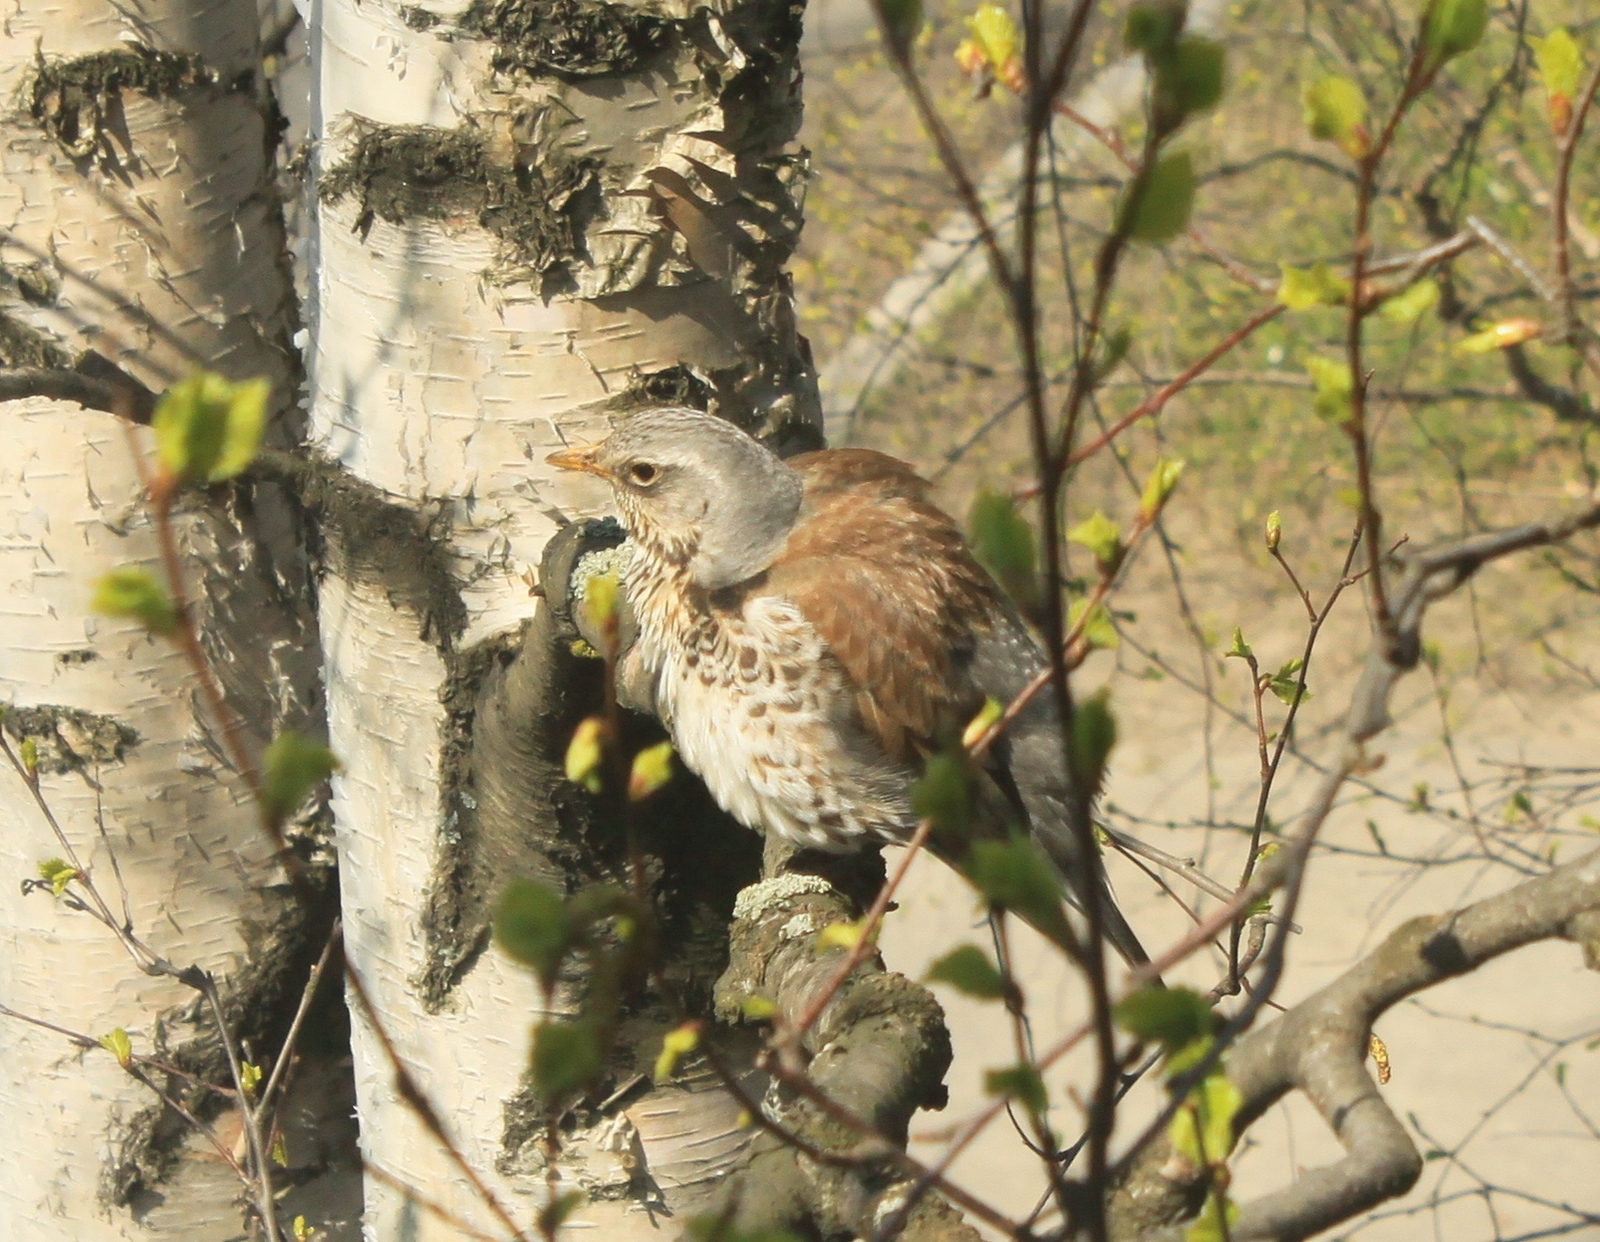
[0, 0, 323, 1237]
[305, 0, 817, 1233]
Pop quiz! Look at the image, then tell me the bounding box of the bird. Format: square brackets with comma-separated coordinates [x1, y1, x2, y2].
[547, 406, 1150, 968]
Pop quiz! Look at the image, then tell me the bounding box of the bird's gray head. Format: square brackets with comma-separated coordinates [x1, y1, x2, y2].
[547, 407, 804, 591]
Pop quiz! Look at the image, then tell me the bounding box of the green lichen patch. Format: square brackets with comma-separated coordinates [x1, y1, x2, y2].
[319, 123, 603, 282]
[3, 704, 139, 774]
[459, 0, 673, 78]
[29, 47, 211, 158]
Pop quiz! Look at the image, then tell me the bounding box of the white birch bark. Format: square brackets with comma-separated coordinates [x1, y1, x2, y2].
[0, 1, 315, 1236]
[306, 0, 814, 1234]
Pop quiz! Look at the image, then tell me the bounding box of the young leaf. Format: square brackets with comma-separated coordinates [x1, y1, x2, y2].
[1534, 29, 1583, 133]
[740, 995, 777, 1022]
[540, 1191, 588, 1237]
[627, 740, 675, 802]
[1068, 598, 1119, 651]
[1186, 1188, 1240, 1242]
[581, 572, 621, 656]
[1169, 37, 1226, 115]
[878, 0, 923, 56]
[654, 1021, 701, 1081]
[983, 1064, 1048, 1115]
[1264, 510, 1282, 551]
[152, 372, 270, 486]
[495, 879, 572, 990]
[1266, 658, 1311, 706]
[1378, 278, 1440, 324]
[565, 716, 606, 794]
[965, 836, 1072, 946]
[99, 1027, 133, 1069]
[965, 3, 1019, 75]
[1305, 356, 1354, 424]
[816, 918, 871, 952]
[531, 1018, 605, 1097]
[1071, 687, 1117, 799]
[38, 857, 78, 896]
[1277, 262, 1351, 310]
[261, 731, 339, 826]
[1118, 151, 1195, 243]
[1138, 458, 1186, 519]
[1123, 0, 1184, 58]
[1114, 985, 1216, 1051]
[1067, 510, 1124, 573]
[1422, 0, 1488, 67]
[1224, 628, 1253, 661]
[19, 736, 39, 776]
[912, 752, 972, 838]
[240, 1061, 263, 1097]
[92, 567, 180, 638]
[1169, 1072, 1242, 1168]
[1302, 76, 1370, 158]
[962, 696, 1004, 751]
[1455, 318, 1542, 353]
[925, 943, 1008, 1000]
[968, 489, 1039, 611]
[271, 1132, 290, 1167]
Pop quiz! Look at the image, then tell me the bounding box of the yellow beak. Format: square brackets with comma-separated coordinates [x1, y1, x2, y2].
[545, 443, 610, 479]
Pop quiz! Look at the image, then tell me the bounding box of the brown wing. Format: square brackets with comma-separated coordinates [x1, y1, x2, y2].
[762, 449, 1000, 763]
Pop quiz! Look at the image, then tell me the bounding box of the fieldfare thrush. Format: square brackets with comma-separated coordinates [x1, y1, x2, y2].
[548, 406, 1149, 967]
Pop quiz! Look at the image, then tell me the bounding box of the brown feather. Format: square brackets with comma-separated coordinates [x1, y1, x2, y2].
[759, 449, 1001, 762]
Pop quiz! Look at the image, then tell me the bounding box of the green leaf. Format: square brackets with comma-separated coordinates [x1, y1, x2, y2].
[962, 696, 1004, 751]
[1305, 356, 1354, 424]
[152, 372, 270, 486]
[1535, 29, 1584, 130]
[1169, 1072, 1242, 1167]
[240, 1061, 263, 1097]
[925, 944, 1008, 1000]
[271, 1132, 289, 1167]
[92, 567, 180, 638]
[19, 736, 39, 775]
[532, 1018, 605, 1098]
[1302, 76, 1369, 157]
[1422, 0, 1488, 67]
[1225, 628, 1253, 661]
[261, 731, 339, 827]
[965, 836, 1072, 946]
[1455, 318, 1542, 353]
[740, 995, 777, 1022]
[1123, 1, 1184, 58]
[969, 489, 1039, 611]
[581, 572, 621, 656]
[1264, 510, 1282, 551]
[540, 1191, 587, 1237]
[1071, 687, 1117, 799]
[565, 716, 606, 794]
[1186, 1188, 1240, 1242]
[912, 752, 972, 839]
[1267, 658, 1310, 706]
[1091, 325, 1134, 384]
[1118, 151, 1195, 243]
[816, 918, 870, 952]
[1068, 598, 1119, 651]
[627, 740, 675, 802]
[1138, 458, 1186, 518]
[965, 2, 1019, 72]
[1277, 261, 1351, 310]
[983, 1063, 1048, 1115]
[654, 1021, 701, 1081]
[1067, 510, 1124, 573]
[1115, 985, 1216, 1051]
[495, 880, 572, 990]
[37, 857, 78, 896]
[99, 1027, 133, 1069]
[1378, 278, 1440, 324]
[1165, 36, 1226, 116]
[878, 0, 923, 55]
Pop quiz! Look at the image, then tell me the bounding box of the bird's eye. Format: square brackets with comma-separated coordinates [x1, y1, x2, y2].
[628, 462, 659, 486]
